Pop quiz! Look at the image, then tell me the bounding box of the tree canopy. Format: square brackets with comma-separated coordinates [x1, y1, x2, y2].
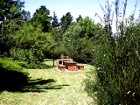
[60, 12, 73, 33]
[30, 6, 52, 32]
[52, 12, 60, 28]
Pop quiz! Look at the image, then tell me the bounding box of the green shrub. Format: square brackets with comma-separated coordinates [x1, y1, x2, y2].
[17, 60, 50, 69]
[17, 61, 29, 68]
[10, 48, 50, 69]
[9, 24, 55, 65]
[27, 62, 50, 69]
[10, 48, 39, 64]
[0, 58, 23, 71]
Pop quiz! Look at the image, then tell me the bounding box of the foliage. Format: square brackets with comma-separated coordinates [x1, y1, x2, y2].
[61, 17, 101, 63]
[0, 0, 55, 68]
[0, 0, 29, 55]
[0, 0, 25, 23]
[78, 17, 101, 38]
[76, 15, 82, 22]
[0, 58, 22, 72]
[52, 12, 60, 28]
[21, 10, 31, 23]
[30, 5, 52, 32]
[60, 12, 73, 33]
[85, 0, 140, 105]
[9, 24, 55, 67]
[0, 57, 29, 91]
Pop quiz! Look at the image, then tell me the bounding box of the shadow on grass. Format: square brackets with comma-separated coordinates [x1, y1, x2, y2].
[21, 79, 70, 92]
[0, 70, 69, 93]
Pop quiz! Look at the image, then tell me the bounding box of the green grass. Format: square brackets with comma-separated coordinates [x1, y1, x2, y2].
[0, 60, 96, 105]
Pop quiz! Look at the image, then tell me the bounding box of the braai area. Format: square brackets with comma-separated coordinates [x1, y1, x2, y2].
[56, 56, 84, 71]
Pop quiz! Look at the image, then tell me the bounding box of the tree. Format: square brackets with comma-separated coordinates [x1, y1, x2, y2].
[0, 0, 25, 23]
[10, 24, 55, 65]
[30, 6, 52, 32]
[78, 17, 101, 39]
[60, 12, 73, 33]
[61, 18, 101, 63]
[76, 15, 82, 22]
[21, 10, 31, 23]
[52, 12, 59, 28]
[0, 0, 26, 55]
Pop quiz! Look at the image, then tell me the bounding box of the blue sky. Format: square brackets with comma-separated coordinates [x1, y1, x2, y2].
[23, 0, 139, 23]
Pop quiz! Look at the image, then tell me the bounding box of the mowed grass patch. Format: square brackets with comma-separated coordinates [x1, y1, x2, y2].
[0, 60, 96, 105]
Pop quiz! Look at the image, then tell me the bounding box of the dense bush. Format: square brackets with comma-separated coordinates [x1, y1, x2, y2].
[9, 24, 55, 68]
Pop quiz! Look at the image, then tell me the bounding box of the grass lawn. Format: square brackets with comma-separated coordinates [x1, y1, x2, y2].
[0, 60, 96, 105]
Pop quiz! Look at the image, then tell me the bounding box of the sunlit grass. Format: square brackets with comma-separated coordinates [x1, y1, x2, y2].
[0, 60, 96, 105]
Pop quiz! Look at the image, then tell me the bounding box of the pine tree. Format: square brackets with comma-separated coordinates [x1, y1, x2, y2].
[52, 12, 60, 28]
[0, 0, 25, 23]
[76, 15, 82, 22]
[0, 0, 25, 55]
[60, 12, 73, 32]
[30, 6, 52, 32]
